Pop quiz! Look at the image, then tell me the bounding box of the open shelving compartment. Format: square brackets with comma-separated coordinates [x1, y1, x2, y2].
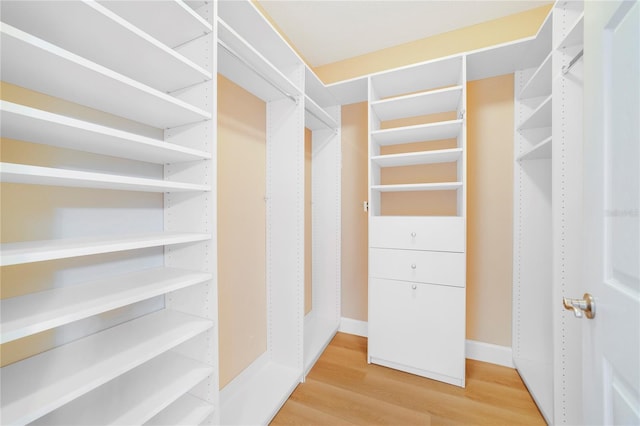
[216, 1, 341, 423]
[0, 1, 218, 424]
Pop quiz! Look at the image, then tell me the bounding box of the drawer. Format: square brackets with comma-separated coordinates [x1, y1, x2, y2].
[370, 248, 465, 287]
[370, 216, 464, 252]
[368, 278, 465, 384]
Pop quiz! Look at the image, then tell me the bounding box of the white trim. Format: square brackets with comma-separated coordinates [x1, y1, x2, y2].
[465, 339, 514, 368]
[338, 318, 514, 368]
[338, 317, 368, 337]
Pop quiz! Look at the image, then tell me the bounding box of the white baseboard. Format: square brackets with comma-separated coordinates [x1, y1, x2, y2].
[338, 318, 514, 368]
[339, 317, 368, 337]
[465, 339, 514, 368]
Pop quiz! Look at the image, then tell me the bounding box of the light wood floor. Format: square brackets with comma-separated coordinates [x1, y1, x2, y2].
[271, 333, 545, 425]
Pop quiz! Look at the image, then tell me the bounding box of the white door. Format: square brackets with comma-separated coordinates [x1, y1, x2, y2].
[583, 1, 639, 424]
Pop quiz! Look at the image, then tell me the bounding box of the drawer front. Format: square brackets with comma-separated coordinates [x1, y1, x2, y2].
[370, 216, 464, 252]
[368, 278, 465, 381]
[370, 248, 465, 287]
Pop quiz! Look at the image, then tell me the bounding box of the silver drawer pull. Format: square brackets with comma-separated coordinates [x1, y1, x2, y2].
[411, 232, 416, 238]
[411, 263, 417, 269]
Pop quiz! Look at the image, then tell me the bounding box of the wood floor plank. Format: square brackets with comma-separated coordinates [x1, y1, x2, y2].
[271, 333, 545, 426]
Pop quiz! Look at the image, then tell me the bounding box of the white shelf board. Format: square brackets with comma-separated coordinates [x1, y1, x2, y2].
[217, 18, 300, 103]
[1, 267, 212, 344]
[1, 1, 211, 93]
[518, 95, 552, 130]
[327, 77, 368, 105]
[99, 0, 213, 49]
[558, 13, 584, 49]
[372, 148, 463, 168]
[304, 315, 339, 376]
[0, 309, 213, 426]
[220, 358, 301, 425]
[0, 232, 210, 267]
[518, 137, 553, 161]
[304, 95, 338, 131]
[520, 52, 553, 99]
[305, 67, 338, 108]
[32, 351, 212, 426]
[0, 23, 211, 129]
[0, 101, 211, 163]
[371, 86, 463, 121]
[0, 163, 210, 193]
[370, 55, 462, 100]
[371, 119, 463, 146]
[146, 393, 215, 426]
[514, 357, 553, 424]
[372, 182, 463, 192]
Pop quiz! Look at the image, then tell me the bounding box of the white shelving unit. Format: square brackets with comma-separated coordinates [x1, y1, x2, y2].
[216, 1, 341, 423]
[1, 2, 218, 425]
[367, 54, 467, 387]
[512, 2, 584, 424]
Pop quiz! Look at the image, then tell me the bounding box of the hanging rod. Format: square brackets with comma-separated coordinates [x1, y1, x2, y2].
[562, 49, 584, 75]
[218, 40, 297, 104]
[305, 107, 337, 131]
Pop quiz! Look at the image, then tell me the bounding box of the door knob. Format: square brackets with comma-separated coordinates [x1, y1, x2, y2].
[563, 293, 595, 319]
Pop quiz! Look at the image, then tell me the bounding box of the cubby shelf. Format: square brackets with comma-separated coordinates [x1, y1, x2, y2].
[0, 163, 211, 193]
[0, 232, 211, 267]
[32, 351, 213, 426]
[518, 137, 553, 161]
[99, 0, 213, 49]
[146, 393, 215, 426]
[217, 17, 301, 103]
[371, 120, 463, 146]
[0, 309, 213, 426]
[0, 101, 211, 163]
[518, 95, 552, 130]
[1, 1, 211, 93]
[371, 148, 462, 168]
[371, 182, 463, 192]
[371, 86, 463, 121]
[520, 52, 552, 99]
[1, 267, 212, 344]
[0, 23, 211, 129]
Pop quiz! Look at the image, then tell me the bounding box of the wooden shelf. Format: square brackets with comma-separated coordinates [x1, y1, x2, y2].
[0, 102, 211, 163]
[0, 232, 211, 267]
[0, 309, 213, 426]
[371, 120, 463, 146]
[0, 23, 211, 129]
[32, 351, 213, 425]
[220, 358, 301, 425]
[217, 18, 301, 103]
[372, 148, 463, 168]
[305, 95, 338, 131]
[371, 86, 463, 121]
[519, 96, 552, 130]
[1, 267, 212, 344]
[559, 13, 584, 49]
[371, 56, 463, 100]
[99, 1, 213, 49]
[372, 182, 463, 192]
[520, 52, 552, 99]
[146, 393, 215, 426]
[1, 1, 211, 93]
[1, 162, 210, 193]
[518, 137, 553, 161]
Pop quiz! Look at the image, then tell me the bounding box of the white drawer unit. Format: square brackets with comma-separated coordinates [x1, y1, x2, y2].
[367, 55, 467, 387]
[369, 216, 465, 252]
[368, 279, 466, 386]
[369, 248, 465, 287]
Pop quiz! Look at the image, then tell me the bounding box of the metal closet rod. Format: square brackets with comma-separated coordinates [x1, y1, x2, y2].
[218, 40, 337, 131]
[562, 49, 584, 75]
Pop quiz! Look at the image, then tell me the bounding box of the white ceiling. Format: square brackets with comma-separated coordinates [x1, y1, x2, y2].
[258, 0, 552, 67]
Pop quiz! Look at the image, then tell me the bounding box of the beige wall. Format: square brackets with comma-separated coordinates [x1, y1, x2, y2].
[217, 75, 267, 388]
[466, 74, 514, 346]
